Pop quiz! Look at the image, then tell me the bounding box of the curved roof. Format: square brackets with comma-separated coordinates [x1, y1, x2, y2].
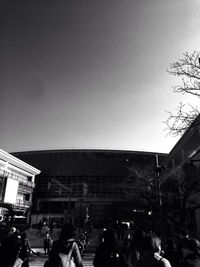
[12, 149, 167, 177]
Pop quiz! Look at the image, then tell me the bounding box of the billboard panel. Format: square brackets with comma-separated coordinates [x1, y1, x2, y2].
[4, 178, 19, 204]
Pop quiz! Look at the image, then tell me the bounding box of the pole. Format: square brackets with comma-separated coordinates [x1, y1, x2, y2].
[155, 155, 163, 237]
[68, 191, 71, 223]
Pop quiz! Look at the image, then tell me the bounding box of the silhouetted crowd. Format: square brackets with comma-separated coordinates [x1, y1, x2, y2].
[0, 222, 89, 267]
[94, 225, 200, 267]
[1, 222, 200, 267]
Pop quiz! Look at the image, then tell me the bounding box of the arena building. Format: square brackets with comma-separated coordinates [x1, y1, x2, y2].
[12, 149, 167, 228]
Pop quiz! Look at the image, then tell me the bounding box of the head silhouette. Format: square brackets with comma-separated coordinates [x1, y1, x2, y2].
[60, 223, 76, 240]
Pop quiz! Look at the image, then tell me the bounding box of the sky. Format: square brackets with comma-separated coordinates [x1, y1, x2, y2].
[0, 0, 200, 154]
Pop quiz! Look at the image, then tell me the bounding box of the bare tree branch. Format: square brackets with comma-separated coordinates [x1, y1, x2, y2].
[164, 103, 199, 136]
[165, 51, 200, 136]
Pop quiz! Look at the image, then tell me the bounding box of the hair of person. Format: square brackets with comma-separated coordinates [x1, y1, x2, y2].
[130, 227, 146, 247]
[60, 223, 76, 239]
[142, 233, 161, 253]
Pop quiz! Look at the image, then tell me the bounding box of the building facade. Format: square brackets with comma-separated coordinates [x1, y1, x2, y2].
[12, 149, 166, 228]
[161, 114, 200, 234]
[0, 149, 40, 226]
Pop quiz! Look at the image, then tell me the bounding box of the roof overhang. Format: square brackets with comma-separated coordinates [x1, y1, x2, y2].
[0, 149, 41, 176]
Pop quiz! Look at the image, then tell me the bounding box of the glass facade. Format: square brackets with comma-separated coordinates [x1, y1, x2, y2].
[12, 149, 167, 227]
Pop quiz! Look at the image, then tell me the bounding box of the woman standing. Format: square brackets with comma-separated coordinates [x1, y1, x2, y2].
[45, 223, 83, 267]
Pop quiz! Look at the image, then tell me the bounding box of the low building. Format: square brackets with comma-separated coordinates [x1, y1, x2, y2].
[161, 114, 200, 234]
[0, 149, 40, 226]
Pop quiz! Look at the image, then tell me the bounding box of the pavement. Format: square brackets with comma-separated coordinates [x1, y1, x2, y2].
[26, 228, 60, 267]
[26, 228, 99, 267]
[26, 227, 61, 248]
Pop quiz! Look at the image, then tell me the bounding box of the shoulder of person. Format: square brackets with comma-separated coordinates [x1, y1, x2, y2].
[157, 257, 171, 267]
[154, 253, 171, 267]
[64, 239, 75, 246]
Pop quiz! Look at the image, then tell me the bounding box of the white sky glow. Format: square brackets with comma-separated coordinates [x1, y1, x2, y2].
[0, 0, 200, 154]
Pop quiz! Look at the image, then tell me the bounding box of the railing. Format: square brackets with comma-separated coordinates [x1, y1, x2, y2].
[16, 199, 31, 208]
[0, 169, 35, 188]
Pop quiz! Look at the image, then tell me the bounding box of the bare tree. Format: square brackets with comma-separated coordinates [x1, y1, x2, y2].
[127, 161, 200, 231]
[127, 163, 159, 208]
[165, 51, 200, 136]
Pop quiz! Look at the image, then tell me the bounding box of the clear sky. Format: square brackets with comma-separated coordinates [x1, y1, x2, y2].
[1, 0, 200, 154]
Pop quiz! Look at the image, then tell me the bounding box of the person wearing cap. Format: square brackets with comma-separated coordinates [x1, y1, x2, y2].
[177, 237, 200, 267]
[46, 223, 83, 267]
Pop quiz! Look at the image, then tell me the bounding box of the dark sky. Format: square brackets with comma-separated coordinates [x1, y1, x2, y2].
[1, 0, 200, 153]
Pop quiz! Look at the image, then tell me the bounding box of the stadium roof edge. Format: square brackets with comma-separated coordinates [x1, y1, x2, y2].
[11, 148, 168, 156]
